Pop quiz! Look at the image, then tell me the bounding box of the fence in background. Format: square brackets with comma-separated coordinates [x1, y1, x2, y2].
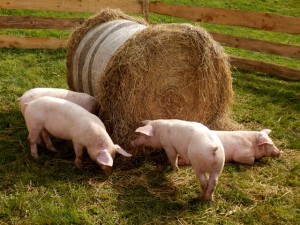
[0, 0, 299, 80]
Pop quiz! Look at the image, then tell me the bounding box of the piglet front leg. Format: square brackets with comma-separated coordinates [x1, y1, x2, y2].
[164, 146, 180, 171]
[74, 143, 84, 168]
[29, 138, 39, 159]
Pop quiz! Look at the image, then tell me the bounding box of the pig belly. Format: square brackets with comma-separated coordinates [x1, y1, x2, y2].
[44, 119, 73, 140]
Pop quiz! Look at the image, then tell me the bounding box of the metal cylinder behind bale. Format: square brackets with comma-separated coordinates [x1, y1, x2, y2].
[70, 19, 146, 96]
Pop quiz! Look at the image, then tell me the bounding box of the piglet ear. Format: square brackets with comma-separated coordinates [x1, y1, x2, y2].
[260, 129, 271, 134]
[258, 133, 272, 146]
[135, 125, 154, 136]
[96, 149, 113, 166]
[141, 120, 151, 125]
[115, 145, 132, 157]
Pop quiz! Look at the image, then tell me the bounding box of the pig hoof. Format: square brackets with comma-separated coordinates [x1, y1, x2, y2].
[31, 153, 39, 160]
[103, 167, 112, 174]
[75, 161, 82, 169]
[200, 193, 213, 201]
[172, 165, 180, 171]
[202, 195, 213, 201]
[75, 164, 82, 169]
[49, 148, 58, 153]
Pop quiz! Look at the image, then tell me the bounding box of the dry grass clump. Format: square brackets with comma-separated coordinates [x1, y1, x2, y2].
[67, 9, 236, 156]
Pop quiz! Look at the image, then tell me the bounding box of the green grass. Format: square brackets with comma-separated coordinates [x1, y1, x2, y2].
[0, 0, 300, 224]
[0, 8, 92, 18]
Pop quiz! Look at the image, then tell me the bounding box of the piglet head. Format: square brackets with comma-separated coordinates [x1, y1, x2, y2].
[96, 149, 113, 172]
[96, 145, 131, 172]
[132, 124, 161, 149]
[258, 129, 282, 158]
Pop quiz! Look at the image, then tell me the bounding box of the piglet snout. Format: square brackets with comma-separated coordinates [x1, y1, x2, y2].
[271, 149, 282, 157]
[101, 165, 112, 173]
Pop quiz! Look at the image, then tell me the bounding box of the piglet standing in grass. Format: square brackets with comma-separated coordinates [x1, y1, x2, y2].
[18, 87, 99, 115]
[132, 119, 225, 201]
[23, 96, 131, 171]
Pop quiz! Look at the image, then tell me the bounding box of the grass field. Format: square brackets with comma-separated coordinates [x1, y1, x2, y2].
[0, 0, 300, 224]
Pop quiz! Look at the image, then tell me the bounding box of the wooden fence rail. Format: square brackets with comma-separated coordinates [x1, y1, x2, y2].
[231, 57, 300, 81]
[149, 1, 300, 34]
[0, 0, 299, 80]
[210, 33, 300, 60]
[0, 16, 84, 29]
[0, 35, 67, 49]
[0, 0, 143, 13]
[1, 16, 299, 60]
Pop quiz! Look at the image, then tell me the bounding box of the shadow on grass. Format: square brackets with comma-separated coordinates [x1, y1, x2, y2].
[103, 153, 215, 223]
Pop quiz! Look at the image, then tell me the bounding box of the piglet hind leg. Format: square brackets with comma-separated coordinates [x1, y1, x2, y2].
[203, 173, 219, 201]
[197, 172, 209, 200]
[41, 129, 57, 152]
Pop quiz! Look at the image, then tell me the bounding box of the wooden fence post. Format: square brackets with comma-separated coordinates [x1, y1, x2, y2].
[141, 0, 149, 22]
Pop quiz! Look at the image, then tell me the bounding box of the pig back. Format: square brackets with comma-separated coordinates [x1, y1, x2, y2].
[20, 88, 98, 113]
[25, 96, 100, 140]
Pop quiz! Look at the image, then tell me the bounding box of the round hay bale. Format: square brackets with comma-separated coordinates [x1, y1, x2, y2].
[67, 9, 235, 155]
